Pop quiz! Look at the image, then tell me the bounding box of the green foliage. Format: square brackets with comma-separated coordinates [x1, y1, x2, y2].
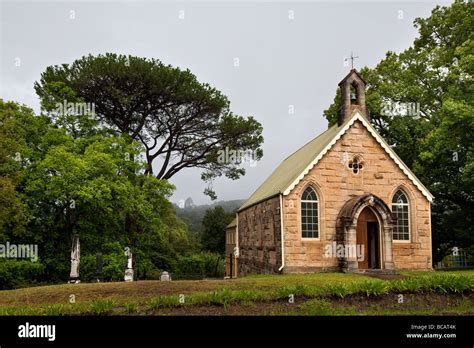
[322, 283, 354, 298]
[42, 304, 65, 316]
[148, 296, 179, 309]
[173, 252, 224, 280]
[297, 299, 334, 315]
[275, 284, 315, 298]
[201, 206, 235, 254]
[0, 99, 194, 285]
[88, 300, 116, 315]
[357, 281, 390, 297]
[393, 273, 473, 294]
[0, 260, 45, 290]
[122, 303, 138, 314]
[34, 53, 264, 199]
[0, 100, 42, 237]
[175, 199, 244, 235]
[80, 242, 126, 282]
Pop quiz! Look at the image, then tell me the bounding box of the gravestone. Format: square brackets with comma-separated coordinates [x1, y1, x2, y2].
[124, 247, 133, 282]
[160, 271, 171, 281]
[69, 234, 80, 283]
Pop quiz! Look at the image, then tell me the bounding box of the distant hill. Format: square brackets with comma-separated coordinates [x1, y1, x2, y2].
[175, 199, 245, 234]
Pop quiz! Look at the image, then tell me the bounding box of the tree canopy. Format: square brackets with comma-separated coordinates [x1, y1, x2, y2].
[0, 99, 191, 283]
[34, 54, 264, 199]
[201, 206, 235, 254]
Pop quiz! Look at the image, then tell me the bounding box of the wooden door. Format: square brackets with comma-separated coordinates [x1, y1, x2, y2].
[356, 207, 379, 269]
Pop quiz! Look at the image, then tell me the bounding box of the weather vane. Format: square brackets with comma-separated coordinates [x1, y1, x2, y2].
[344, 52, 359, 70]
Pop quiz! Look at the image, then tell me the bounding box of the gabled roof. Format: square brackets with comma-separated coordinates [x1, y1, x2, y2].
[238, 111, 433, 212]
[338, 69, 367, 86]
[226, 218, 237, 229]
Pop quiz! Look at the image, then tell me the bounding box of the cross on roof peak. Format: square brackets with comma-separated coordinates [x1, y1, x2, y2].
[345, 52, 359, 70]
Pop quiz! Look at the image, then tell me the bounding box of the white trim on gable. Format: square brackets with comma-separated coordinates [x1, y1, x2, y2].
[282, 112, 434, 202]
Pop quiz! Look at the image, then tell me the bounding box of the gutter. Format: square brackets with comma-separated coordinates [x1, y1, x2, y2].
[278, 193, 285, 272]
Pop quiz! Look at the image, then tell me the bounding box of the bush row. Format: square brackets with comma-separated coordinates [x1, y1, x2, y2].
[0, 250, 225, 289]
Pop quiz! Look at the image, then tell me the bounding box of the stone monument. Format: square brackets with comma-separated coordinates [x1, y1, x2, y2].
[69, 234, 80, 283]
[124, 247, 133, 282]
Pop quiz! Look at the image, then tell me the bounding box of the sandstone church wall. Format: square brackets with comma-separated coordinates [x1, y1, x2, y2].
[283, 120, 432, 272]
[237, 196, 282, 276]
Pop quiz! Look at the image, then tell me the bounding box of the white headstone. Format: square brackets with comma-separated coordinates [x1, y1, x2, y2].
[160, 271, 171, 281]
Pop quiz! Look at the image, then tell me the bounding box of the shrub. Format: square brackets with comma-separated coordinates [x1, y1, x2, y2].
[428, 274, 472, 293]
[41, 304, 65, 316]
[0, 259, 45, 290]
[148, 296, 179, 309]
[88, 300, 116, 315]
[80, 242, 126, 282]
[173, 252, 224, 280]
[358, 281, 390, 297]
[323, 283, 353, 298]
[391, 273, 473, 294]
[275, 284, 316, 299]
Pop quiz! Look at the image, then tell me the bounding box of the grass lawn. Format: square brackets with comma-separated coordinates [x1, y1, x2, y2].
[0, 270, 472, 315]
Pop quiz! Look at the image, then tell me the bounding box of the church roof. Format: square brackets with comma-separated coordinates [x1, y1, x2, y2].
[238, 111, 434, 212]
[338, 68, 367, 86]
[226, 218, 237, 229]
[238, 122, 341, 211]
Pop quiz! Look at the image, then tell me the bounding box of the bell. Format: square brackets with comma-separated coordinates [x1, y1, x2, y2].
[351, 92, 357, 101]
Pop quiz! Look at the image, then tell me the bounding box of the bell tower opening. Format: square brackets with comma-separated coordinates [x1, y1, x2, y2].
[337, 69, 370, 126]
[350, 83, 358, 105]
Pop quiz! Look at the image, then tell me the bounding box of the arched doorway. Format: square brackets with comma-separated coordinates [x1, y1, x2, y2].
[356, 206, 380, 269]
[336, 194, 395, 272]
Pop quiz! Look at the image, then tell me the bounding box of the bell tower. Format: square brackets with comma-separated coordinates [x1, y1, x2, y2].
[338, 69, 370, 126]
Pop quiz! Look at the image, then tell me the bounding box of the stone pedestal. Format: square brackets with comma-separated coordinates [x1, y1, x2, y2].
[124, 268, 134, 282]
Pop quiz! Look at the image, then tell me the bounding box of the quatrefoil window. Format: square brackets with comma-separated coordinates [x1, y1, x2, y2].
[348, 157, 364, 174]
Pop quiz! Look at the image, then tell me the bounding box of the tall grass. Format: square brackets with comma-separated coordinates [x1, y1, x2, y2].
[88, 300, 116, 315]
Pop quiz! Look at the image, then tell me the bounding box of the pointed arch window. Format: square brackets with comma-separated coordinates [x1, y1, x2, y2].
[392, 190, 410, 241]
[301, 187, 319, 238]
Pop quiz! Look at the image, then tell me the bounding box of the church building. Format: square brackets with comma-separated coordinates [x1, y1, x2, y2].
[225, 69, 433, 276]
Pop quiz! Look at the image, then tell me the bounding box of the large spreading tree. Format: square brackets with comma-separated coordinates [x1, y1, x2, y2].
[35, 54, 264, 198]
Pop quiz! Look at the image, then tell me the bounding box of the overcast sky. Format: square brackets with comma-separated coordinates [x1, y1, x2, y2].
[0, 0, 451, 205]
